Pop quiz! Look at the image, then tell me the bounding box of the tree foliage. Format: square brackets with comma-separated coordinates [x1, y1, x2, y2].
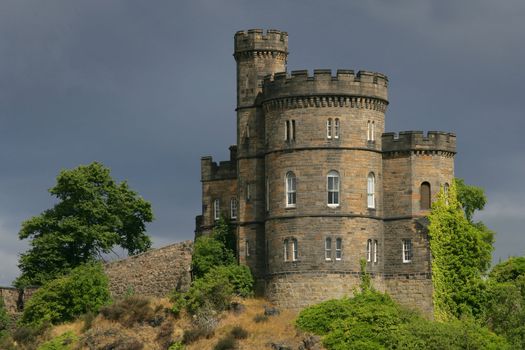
[489, 256, 525, 283]
[20, 262, 110, 327]
[16, 162, 153, 287]
[428, 181, 493, 320]
[0, 297, 9, 338]
[455, 178, 487, 222]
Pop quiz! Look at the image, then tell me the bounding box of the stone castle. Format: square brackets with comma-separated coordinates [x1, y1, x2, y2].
[195, 29, 456, 314]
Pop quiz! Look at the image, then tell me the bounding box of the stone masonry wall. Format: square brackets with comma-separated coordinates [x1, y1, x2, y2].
[104, 240, 193, 298]
[0, 287, 38, 315]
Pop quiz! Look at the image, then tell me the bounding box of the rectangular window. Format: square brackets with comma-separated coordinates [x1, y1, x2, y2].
[266, 177, 270, 211]
[285, 120, 290, 141]
[366, 239, 372, 262]
[371, 121, 375, 141]
[292, 120, 296, 140]
[327, 119, 332, 139]
[245, 240, 250, 257]
[327, 172, 340, 206]
[246, 183, 251, 201]
[334, 118, 340, 139]
[325, 237, 332, 260]
[230, 198, 237, 219]
[336, 238, 342, 260]
[213, 199, 220, 221]
[373, 240, 378, 263]
[292, 239, 298, 261]
[286, 172, 297, 207]
[402, 239, 413, 263]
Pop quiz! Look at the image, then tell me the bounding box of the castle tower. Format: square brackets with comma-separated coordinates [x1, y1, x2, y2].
[262, 70, 389, 307]
[233, 30, 288, 287]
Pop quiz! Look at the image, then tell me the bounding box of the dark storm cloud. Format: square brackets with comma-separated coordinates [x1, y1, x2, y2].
[0, 0, 523, 285]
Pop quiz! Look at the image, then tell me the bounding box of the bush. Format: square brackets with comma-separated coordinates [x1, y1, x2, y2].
[182, 326, 213, 344]
[183, 270, 234, 315]
[213, 334, 236, 350]
[230, 325, 248, 339]
[213, 264, 254, 297]
[20, 263, 110, 326]
[168, 341, 185, 350]
[38, 331, 77, 350]
[100, 296, 155, 327]
[0, 297, 9, 338]
[192, 236, 235, 279]
[253, 314, 268, 323]
[296, 290, 510, 350]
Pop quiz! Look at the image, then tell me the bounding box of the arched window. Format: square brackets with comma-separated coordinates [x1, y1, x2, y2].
[367, 172, 375, 209]
[292, 239, 298, 261]
[334, 118, 340, 139]
[286, 171, 297, 207]
[335, 238, 342, 260]
[283, 239, 289, 262]
[373, 240, 378, 263]
[366, 239, 372, 262]
[325, 237, 332, 260]
[327, 170, 340, 207]
[420, 182, 431, 210]
[230, 198, 237, 219]
[443, 182, 450, 205]
[367, 120, 375, 141]
[327, 118, 333, 139]
[213, 199, 220, 221]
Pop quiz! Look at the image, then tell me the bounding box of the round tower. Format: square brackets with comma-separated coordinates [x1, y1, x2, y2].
[234, 30, 288, 288]
[262, 69, 389, 307]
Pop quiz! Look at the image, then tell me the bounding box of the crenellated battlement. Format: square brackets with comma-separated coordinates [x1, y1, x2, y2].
[382, 131, 456, 154]
[234, 29, 288, 56]
[201, 146, 238, 182]
[262, 69, 388, 103]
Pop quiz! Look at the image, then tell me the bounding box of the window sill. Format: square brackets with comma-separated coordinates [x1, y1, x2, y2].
[285, 205, 296, 209]
[402, 260, 412, 264]
[327, 204, 340, 208]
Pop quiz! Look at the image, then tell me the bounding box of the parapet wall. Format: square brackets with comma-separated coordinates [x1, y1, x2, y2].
[104, 240, 193, 298]
[201, 146, 238, 181]
[234, 29, 288, 54]
[0, 287, 38, 315]
[262, 69, 388, 102]
[382, 131, 456, 154]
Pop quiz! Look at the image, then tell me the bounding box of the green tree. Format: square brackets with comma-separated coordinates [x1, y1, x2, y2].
[16, 162, 153, 287]
[428, 182, 493, 320]
[455, 178, 487, 223]
[489, 256, 525, 283]
[0, 297, 9, 338]
[20, 262, 110, 327]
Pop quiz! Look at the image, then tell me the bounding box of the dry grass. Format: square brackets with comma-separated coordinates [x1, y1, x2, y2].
[185, 298, 308, 350]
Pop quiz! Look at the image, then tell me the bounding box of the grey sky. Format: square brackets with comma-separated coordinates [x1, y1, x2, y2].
[0, 0, 523, 285]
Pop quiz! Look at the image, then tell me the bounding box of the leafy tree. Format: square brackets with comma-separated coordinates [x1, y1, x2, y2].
[192, 218, 236, 279]
[16, 162, 153, 287]
[489, 256, 525, 283]
[455, 178, 487, 223]
[20, 262, 110, 327]
[428, 182, 493, 320]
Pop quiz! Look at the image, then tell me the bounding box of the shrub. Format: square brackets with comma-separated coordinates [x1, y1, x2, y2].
[100, 296, 154, 327]
[253, 314, 268, 323]
[20, 263, 110, 326]
[296, 290, 510, 350]
[11, 323, 48, 345]
[184, 270, 234, 315]
[213, 334, 236, 350]
[192, 235, 235, 279]
[38, 331, 77, 350]
[182, 326, 213, 344]
[230, 325, 248, 339]
[156, 319, 175, 348]
[0, 297, 9, 338]
[213, 264, 254, 297]
[168, 341, 185, 350]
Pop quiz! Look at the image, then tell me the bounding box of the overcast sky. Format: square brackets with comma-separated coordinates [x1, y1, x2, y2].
[0, 0, 523, 286]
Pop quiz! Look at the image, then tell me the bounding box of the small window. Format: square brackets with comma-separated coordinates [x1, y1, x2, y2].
[402, 239, 413, 263]
[213, 199, 220, 221]
[286, 171, 297, 207]
[367, 120, 375, 141]
[373, 240, 378, 263]
[334, 118, 340, 139]
[285, 120, 290, 141]
[292, 120, 296, 140]
[367, 172, 375, 209]
[335, 238, 342, 260]
[327, 170, 340, 207]
[292, 239, 298, 261]
[327, 118, 333, 139]
[246, 183, 251, 201]
[245, 240, 250, 257]
[443, 182, 450, 205]
[283, 239, 289, 262]
[325, 237, 332, 260]
[366, 239, 372, 262]
[420, 182, 431, 210]
[285, 120, 296, 141]
[230, 198, 237, 219]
